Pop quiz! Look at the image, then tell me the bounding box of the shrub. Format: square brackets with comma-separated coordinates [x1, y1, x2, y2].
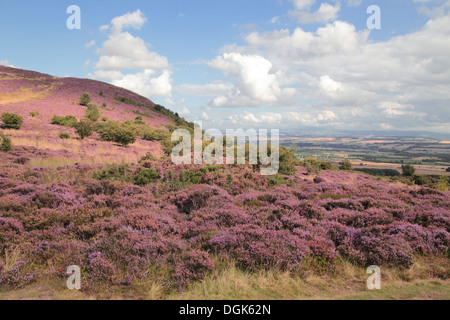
[74, 120, 93, 140]
[97, 122, 136, 146]
[301, 158, 334, 175]
[446, 167, 450, 173]
[85, 103, 100, 122]
[29, 112, 39, 117]
[402, 164, 416, 177]
[51, 115, 78, 127]
[112, 127, 136, 146]
[79, 92, 91, 106]
[341, 159, 353, 171]
[278, 147, 299, 175]
[135, 169, 159, 186]
[414, 174, 430, 186]
[93, 164, 134, 183]
[0, 133, 12, 152]
[142, 129, 170, 142]
[59, 133, 70, 139]
[1, 113, 23, 130]
[96, 121, 120, 141]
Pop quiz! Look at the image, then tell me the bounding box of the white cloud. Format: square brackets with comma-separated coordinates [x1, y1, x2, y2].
[0, 60, 14, 67]
[289, 2, 340, 24]
[185, 12, 450, 132]
[208, 53, 281, 102]
[89, 10, 173, 100]
[84, 40, 96, 49]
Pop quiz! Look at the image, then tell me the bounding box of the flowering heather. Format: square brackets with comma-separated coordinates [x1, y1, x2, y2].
[0, 67, 449, 294]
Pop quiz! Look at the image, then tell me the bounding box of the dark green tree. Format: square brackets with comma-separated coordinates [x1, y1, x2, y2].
[402, 164, 416, 177]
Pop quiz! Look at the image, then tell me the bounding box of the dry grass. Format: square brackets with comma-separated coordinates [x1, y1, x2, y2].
[0, 256, 448, 300]
[0, 87, 52, 104]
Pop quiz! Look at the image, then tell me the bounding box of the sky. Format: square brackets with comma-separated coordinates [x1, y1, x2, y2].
[1, 0, 450, 133]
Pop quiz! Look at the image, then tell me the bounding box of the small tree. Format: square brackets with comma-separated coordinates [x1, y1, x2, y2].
[79, 92, 91, 106]
[0, 133, 12, 152]
[402, 164, 416, 177]
[113, 127, 136, 146]
[446, 167, 450, 173]
[341, 159, 353, 171]
[74, 120, 93, 140]
[85, 103, 100, 122]
[1, 113, 23, 130]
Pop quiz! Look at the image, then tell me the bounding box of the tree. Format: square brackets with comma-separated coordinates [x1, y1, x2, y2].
[0, 133, 12, 152]
[341, 159, 353, 171]
[79, 92, 91, 106]
[446, 167, 450, 173]
[402, 164, 416, 177]
[74, 120, 93, 140]
[1, 113, 23, 130]
[112, 127, 136, 146]
[85, 103, 100, 122]
[278, 147, 300, 175]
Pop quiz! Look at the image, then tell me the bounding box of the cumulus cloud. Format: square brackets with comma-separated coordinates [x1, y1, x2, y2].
[89, 10, 173, 100]
[186, 9, 450, 132]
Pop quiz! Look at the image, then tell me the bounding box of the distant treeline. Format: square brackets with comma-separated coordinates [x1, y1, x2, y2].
[354, 168, 401, 177]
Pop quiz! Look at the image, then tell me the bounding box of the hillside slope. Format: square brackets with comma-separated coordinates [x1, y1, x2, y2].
[0, 66, 178, 164]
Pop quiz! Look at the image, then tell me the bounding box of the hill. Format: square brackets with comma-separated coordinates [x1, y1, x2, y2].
[0, 66, 184, 164]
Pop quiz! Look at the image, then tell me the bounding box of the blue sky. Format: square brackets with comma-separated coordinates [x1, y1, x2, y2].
[1, 0, 450, 132]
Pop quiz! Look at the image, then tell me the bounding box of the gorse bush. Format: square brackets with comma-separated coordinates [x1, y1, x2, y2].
[402, 164, 416, 177]
[0, 133, 12, 152]
[301, 158, 335, 175]
[1, 113, 23, 130]
[74, 120, 93, 140]
[96, 121, 136, 146]
[142, 129, 170, 142]
[51, 115, 78, 127]
[85, 103, 100, 122]
[79, 92, 91, 106]
[111, 127, 136, 146]
[341, 159, 353, 171]
[135, 169, 159, 186]
[93, 164, 134, 182]
[278, 147, 300, 175]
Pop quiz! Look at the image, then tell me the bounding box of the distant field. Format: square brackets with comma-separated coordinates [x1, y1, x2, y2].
[283, 135, 450, 176]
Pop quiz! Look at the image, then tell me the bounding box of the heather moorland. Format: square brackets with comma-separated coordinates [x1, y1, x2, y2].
[0, 66, 449, 300]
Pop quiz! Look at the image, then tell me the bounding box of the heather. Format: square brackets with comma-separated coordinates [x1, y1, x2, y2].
[0, 146, 448, 294]
[0, 65, 448, 298]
